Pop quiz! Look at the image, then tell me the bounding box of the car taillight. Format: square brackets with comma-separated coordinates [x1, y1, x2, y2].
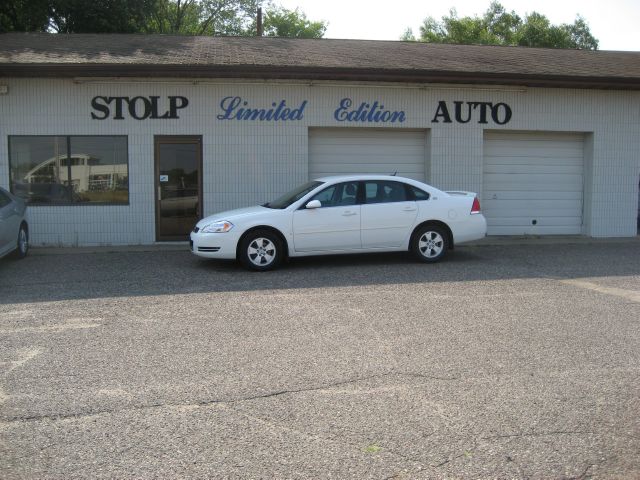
[471, 197, 481, 214]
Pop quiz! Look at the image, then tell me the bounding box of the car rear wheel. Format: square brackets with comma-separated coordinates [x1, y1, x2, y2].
[14, 223, 29, 259]
[239, 230, 283, 271]
[411, 225, 447, 263]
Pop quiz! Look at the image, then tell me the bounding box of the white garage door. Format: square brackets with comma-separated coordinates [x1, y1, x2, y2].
[309, 128, 427, 181]
[483, 132, 584, 235]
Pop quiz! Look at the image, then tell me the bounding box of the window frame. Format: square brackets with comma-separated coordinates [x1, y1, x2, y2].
[304, 181, 360, 209]
[406, 184, 431, 201]
[362, 180, 414, 205]
[8, 134, 130, 207]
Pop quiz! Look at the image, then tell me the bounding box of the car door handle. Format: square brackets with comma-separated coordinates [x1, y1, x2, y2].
[342, 211, 357, 217]
[403, 207, 417, 212]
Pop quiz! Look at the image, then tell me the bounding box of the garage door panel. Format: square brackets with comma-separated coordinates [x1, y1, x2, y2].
[485, 184, 583, 194]
[483, 164, 583, 175]
[310, 147, 426, 159]
[309, 128, 427, 181]
[485, 173, 583, 187]
[486, 209, 581, 220]
[482, 191, 582, 201]
[483, 132, 584, 235]
[484, 155, 584, 166]
[485, 216, 583, 227]
[484, 131, 584, 143]
[490, 225, 583, 235]
[483, 199, 582, 212]
[485, 143, 583, 155]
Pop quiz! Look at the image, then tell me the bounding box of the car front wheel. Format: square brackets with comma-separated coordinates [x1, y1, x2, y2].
[411, 225, 447, 263]
[14, 223, 29, 259]
[239, 230, 283, 271]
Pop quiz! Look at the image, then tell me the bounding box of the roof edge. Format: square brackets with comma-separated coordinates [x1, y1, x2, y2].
[1, 64, 639, 90]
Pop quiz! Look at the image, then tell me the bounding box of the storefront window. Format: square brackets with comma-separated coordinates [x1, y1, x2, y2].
[9, 136, 128, 205]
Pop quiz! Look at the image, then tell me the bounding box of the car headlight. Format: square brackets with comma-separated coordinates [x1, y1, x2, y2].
[201, 221, 234, 233]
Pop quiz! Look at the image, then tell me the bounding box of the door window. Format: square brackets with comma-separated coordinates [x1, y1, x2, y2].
[364, 181, 408, 204]
[310, 182, 359, 208]
[408, 185, 430, 201]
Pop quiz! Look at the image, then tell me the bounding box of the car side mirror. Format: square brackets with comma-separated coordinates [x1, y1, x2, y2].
[305, 199, 321, 209]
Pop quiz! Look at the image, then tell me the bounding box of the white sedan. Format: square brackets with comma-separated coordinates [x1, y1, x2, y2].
[190, 175, 486, 270]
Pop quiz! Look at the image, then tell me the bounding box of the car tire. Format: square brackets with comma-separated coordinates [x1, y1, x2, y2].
[411, 224, 448, 263]
[13, 223, 29, 259]
[239, 230, 283, 271]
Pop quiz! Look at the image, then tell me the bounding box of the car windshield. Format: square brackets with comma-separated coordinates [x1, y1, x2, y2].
[263, 181, 324, 209]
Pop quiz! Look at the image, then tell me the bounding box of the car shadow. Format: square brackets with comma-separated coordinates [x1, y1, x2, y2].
[0, 242, 639, 304]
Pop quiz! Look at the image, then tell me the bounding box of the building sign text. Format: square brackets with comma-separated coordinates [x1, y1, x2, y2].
[216, 96, 307, 121]
[334, 98, 406, 123]
[91, 96, 189, 120]
[431, 101, 512, 125]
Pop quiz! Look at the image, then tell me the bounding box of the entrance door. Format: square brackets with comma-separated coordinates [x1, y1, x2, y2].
[155, 136, 202, 241]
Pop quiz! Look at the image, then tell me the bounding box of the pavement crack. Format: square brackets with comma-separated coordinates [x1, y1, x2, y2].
[432, 444, 478, 469]
[482, 430, 593, 440]
[226, 372, 398, 403]
[0, 370, 458, 424]
[222, 402, 430, 475]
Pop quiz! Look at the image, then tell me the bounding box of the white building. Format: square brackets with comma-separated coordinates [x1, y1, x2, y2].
[0, 33, 639, 245]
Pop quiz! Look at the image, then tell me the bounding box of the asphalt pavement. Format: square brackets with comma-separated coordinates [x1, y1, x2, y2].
[1, 240, 639, 479]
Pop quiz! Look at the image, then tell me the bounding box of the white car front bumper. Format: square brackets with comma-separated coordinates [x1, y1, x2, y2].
[190, 228, 242, 259]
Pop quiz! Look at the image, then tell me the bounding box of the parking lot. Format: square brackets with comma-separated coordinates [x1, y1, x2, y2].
[1, 240, 639, 479]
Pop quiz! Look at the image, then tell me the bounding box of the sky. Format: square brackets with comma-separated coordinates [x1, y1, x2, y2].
[274, 0, 640, 51]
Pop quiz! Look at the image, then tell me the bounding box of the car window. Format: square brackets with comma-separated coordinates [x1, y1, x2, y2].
[409, 185, 430, 201]
[264, 181, 323, 209]
[364, 181, 409, 204]
[0, 190, 12, 208]
[310, 182, 359, 208]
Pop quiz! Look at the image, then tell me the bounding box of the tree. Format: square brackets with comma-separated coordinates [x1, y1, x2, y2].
[0, 0, 50, 32]
[49, 0, 158, 33]
[404, 1, 598, 50]
[263, 6, 326, 38]
[146, 0, 259, 35]
[0, 0, 157, 33]
[0, 0, 327, 38]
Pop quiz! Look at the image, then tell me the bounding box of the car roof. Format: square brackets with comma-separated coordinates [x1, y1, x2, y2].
[311, 175, 447, 196]
[315, 174, 419, 183]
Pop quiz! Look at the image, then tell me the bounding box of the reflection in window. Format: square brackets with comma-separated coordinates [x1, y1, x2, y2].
[364, 181, 408, 204]
[9, 136, 128, 205]
[311, 182, 358, 208]
[409, 185, 430, 201]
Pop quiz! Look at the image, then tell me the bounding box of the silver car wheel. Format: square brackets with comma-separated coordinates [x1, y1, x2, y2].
[15, 224, 29, 259]
[247, 237, 276, 267]
[418, 231, 444, 259]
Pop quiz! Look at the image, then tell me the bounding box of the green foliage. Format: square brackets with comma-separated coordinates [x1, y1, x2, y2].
[49, 0, 158, 33]
[0, 0, 327, 38]
[0, 0, 158, 33]
[400, 27, 416, 42]
[0, 0, 50, 32]
[145, 0, 260, 35]
[263, 6, 326, 39]
[408, 1, 598, 50]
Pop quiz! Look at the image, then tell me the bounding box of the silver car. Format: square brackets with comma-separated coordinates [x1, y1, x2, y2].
[0, 186, 29, 259]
